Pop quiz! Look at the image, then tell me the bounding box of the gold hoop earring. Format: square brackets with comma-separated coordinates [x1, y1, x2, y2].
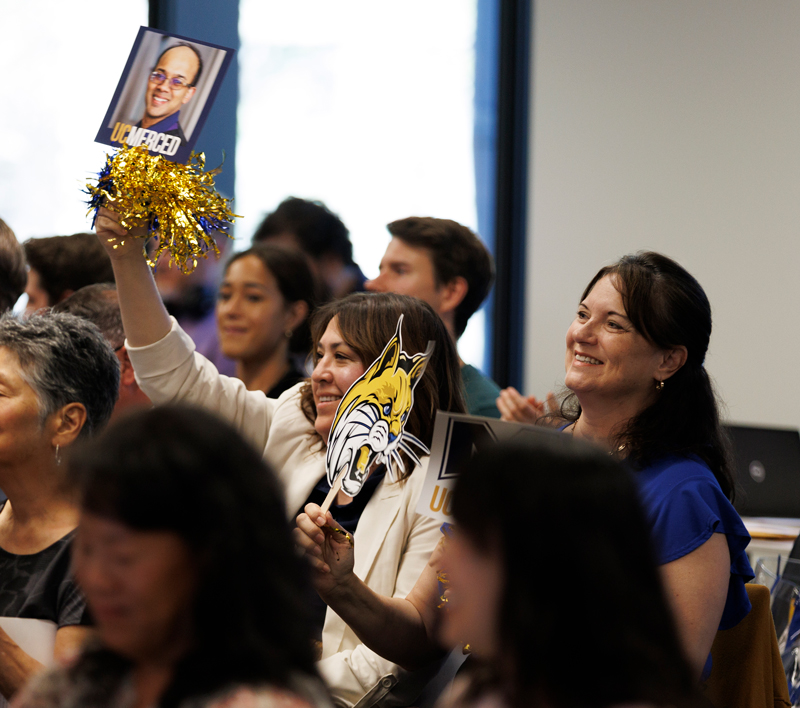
[285, 330, 293, 339]
[656, 380, 665, 391]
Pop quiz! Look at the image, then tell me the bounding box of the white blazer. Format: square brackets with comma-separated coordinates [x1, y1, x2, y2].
[127, 319, 442, 707]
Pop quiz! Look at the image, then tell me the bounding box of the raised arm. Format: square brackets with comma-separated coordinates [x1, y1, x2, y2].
[95, 207, 278, 449]
[94, 207, 171, 347]
[295, 503, 444, 671]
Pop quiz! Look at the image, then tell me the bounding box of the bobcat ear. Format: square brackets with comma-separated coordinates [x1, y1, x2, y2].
[366, 317, 404, 381]
[404, 341, 434, 390]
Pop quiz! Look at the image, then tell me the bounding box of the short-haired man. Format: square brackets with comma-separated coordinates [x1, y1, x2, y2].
[23, 232, 115, 316]
[253, 197, 365, 300]
[138, 43, 203, 145]
[366, 216, 502, 418]
[53, 284, 150, 420]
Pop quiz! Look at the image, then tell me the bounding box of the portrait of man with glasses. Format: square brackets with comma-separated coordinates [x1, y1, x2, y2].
[138, 42, 203, 145]
[96, 27, 233, 163]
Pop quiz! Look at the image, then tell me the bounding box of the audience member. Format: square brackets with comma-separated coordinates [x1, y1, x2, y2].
[150, 234, 237, 377]
[216, 244, 318, 397]
[15, 406, 329, 708]
[0, 312, 118, 701]
[23, 233, 114, 317]
[0, 218, 27, 314]
[544, 251, 751, 677]
[438, 437, 703, 708]
[95, 202, 466, 708]
[365, 216, 501, 417]
[53, 284, 151, 420]
[252, 197, 365, 300]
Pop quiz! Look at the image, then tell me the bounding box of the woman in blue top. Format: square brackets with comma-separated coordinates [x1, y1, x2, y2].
[552, 251, 752, 677]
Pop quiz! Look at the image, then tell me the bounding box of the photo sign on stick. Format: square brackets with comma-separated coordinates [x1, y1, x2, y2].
[416, 411, 563, 524]
[95, 27, 234, 163]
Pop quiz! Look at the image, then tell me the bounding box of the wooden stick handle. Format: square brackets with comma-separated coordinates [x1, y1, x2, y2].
[320, 473, 343, 515]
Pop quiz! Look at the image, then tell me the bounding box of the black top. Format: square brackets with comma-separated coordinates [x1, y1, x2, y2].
[266, 367, 307, 399]
[0, 527, 90, 627]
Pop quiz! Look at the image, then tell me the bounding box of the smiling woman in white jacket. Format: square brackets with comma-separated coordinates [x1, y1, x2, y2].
[94, 208, 467, 707]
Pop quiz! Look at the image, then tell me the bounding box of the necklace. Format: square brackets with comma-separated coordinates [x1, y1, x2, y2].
[568, 420, 626, 456]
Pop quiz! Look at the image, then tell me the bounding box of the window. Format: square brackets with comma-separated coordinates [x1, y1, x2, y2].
[237, 0, 496, 371]
[0, 1, 149, 242]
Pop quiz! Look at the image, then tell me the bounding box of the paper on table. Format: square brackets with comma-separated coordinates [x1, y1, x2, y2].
[742, 516, 800, 540]
[0, 617, 56, 708]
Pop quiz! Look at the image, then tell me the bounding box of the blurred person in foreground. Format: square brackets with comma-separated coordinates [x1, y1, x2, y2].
[297, 435, 704, 708]
[23, 234, 114, 317]
[440, 438, 704, 708]
[14, 406, 330, 708]
[0, 313, 118, 701]
[53, 284, 150, 420]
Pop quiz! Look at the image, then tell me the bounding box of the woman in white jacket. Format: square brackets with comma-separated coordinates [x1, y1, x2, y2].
[94, 208, 466, 707]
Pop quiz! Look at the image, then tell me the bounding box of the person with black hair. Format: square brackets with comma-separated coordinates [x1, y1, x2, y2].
[252, 197, 365, 300]
[14, 406, 330, 708]
[216, 244, 318, 397]
[439, 436, 703, 708]
[296, 435, 705, 708]
[500, 251, 752, 678]
[53, 284, 151, 421]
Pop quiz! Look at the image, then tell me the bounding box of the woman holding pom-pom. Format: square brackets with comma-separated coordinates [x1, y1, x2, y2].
[94, 207, 466, 707]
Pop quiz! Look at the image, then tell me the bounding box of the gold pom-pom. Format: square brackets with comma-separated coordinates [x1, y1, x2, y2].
[86, 144, 241, 274]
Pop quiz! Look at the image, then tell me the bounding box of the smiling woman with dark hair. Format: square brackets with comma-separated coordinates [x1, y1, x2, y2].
[500, 251, 752, 679]
[216, 243, 317, 397]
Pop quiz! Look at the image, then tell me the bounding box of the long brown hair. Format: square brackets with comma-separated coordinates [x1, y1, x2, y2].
[300, 292, 466, 478]
[560, 251, 734, 499]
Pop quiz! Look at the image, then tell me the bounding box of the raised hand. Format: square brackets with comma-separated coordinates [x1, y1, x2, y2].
[496, 387, 557, 424]
[94, 206, 149, 261]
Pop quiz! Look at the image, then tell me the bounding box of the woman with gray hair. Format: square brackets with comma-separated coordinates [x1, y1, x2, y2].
[0, 312, 118, 702]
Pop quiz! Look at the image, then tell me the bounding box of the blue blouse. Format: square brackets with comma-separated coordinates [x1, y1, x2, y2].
[636, 455, 754, 630]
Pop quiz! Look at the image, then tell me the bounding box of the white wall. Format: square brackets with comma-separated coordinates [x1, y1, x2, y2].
[525, 0, 800, 429]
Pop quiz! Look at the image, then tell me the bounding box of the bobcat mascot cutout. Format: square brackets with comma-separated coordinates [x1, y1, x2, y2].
[326, 315, 433, 497]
